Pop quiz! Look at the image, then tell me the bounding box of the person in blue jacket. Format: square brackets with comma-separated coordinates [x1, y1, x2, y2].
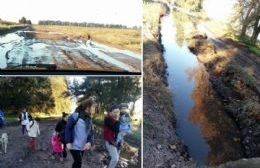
[65, 98, 96, 168]
[0, 105, 5, 128]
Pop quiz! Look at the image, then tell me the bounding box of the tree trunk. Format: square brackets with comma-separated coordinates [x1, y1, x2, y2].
[241, 25, 248, 36]
[251, 16, 260, 44]
[240, 2, 255, 37]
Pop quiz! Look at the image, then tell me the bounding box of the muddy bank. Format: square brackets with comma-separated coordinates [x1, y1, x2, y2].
[143, 1, 196, 167]
[0, 119, 140, 168]
[187, 33, 260, 158]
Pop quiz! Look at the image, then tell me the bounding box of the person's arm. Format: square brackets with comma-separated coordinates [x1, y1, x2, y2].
[87, 126, 94, 145]
[26, 122, 29, 132]
[37, 122, 40, 136]
[55, 121, 62, 133]
[114, 121, 120, 140]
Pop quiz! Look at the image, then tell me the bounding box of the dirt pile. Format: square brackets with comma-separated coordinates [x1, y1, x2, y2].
[187, 33, 260, 158]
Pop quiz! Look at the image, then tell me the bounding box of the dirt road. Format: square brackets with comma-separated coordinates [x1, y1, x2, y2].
[0, 119, 140, 168]
[0, 28, 141, 73]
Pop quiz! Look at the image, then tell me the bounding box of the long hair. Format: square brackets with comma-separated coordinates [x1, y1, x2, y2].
[75, 97, 96, 113]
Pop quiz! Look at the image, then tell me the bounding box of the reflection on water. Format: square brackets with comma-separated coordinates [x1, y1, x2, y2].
[161, 12, 244, 166]
[189, 66, 243, 165]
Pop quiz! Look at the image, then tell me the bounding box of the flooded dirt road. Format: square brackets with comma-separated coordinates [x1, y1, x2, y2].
[0, 28, 141, 73]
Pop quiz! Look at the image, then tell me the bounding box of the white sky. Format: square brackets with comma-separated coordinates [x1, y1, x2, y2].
[203, 0, 236, 22]
[0, 0, 142, 27]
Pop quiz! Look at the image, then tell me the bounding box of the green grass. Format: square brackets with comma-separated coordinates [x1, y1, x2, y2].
[235, 35, 260, 56]
[131, 129, 141, 141]
[4, 116, 18, 125]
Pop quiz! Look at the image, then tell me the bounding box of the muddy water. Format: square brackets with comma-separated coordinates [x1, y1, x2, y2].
[161, 13, 244, 166]
[0, 28, 140, 72]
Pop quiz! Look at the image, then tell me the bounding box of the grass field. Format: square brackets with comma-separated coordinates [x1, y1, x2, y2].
[32, 25, 141, 53]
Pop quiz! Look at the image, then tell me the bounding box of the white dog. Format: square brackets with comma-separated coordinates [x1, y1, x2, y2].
[0, 133, 8, 154]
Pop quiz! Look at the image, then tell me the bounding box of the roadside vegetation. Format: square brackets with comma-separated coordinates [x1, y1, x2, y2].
[0, 17, 31, 35]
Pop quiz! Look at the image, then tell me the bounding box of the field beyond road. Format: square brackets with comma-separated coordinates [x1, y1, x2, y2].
[32, 25, 141, 53]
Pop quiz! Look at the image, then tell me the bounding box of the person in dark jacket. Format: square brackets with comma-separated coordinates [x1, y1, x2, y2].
[103, 104, 120, 168]
[65, 98, 96, 168]
[55, 112, 69, 159]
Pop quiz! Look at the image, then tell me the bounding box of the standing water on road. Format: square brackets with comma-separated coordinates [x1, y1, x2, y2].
[0, 28, 141, 72]
[160, 12, 244, 166]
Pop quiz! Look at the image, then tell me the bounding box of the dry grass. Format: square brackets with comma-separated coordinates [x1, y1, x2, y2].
[32, 25, 141, 53]
[143, 2, 165, 36]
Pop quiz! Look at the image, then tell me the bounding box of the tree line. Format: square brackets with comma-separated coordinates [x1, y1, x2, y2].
[18, 17, 32, 25]
[69, 77, 141, 114]
[38, 20, 140, 29]
[0, 77, 141, 117]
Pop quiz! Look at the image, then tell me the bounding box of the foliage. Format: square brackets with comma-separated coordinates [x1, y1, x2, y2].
[0, 77, 72, 117]
[0, 77, 54, 115]
[232, 0, 260, 44]
[48, 77, 72, 115]
[69, 77, 141, 112]
[19, 17, 32, 25]
[174, 0, 202, 12]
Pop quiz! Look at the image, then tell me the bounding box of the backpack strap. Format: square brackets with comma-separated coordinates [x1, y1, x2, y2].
[72, 112, 80, 128]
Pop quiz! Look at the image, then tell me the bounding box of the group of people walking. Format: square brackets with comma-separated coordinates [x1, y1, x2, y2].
[8, 98, 132, 168]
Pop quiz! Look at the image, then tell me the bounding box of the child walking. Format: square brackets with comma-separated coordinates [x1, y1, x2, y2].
[116, 103, 132, 148]
[51, 132, 64, 161]
[26, 118, 40, 152]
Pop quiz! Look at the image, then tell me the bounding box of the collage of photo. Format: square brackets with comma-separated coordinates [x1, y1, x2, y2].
[1, 0, 260, 168]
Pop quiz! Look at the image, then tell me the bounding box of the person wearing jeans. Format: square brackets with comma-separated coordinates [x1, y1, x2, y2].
[65, 98, 96, 168]
[103, 105, 121, 168]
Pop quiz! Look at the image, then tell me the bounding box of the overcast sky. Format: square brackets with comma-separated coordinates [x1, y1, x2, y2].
[0, 0, 142, 27]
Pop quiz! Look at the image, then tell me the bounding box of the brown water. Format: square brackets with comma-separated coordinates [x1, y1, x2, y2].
[160, 12, 244, 166]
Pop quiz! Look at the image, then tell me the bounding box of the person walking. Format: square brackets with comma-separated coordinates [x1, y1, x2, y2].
[103, 104, 121, 168]
[65, 98, 96, 168]
[55, 112, 69, 159]
[0, 105, 5, 128]
[18, 108, 31, 135]
[26, 117, 40, 152]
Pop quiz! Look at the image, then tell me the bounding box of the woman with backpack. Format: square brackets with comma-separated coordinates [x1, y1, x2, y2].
[55, 112, 69, 160]
[103, 104, 121, 168]
[26, 117, 40, 152]
[65, 98, 96, 168]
